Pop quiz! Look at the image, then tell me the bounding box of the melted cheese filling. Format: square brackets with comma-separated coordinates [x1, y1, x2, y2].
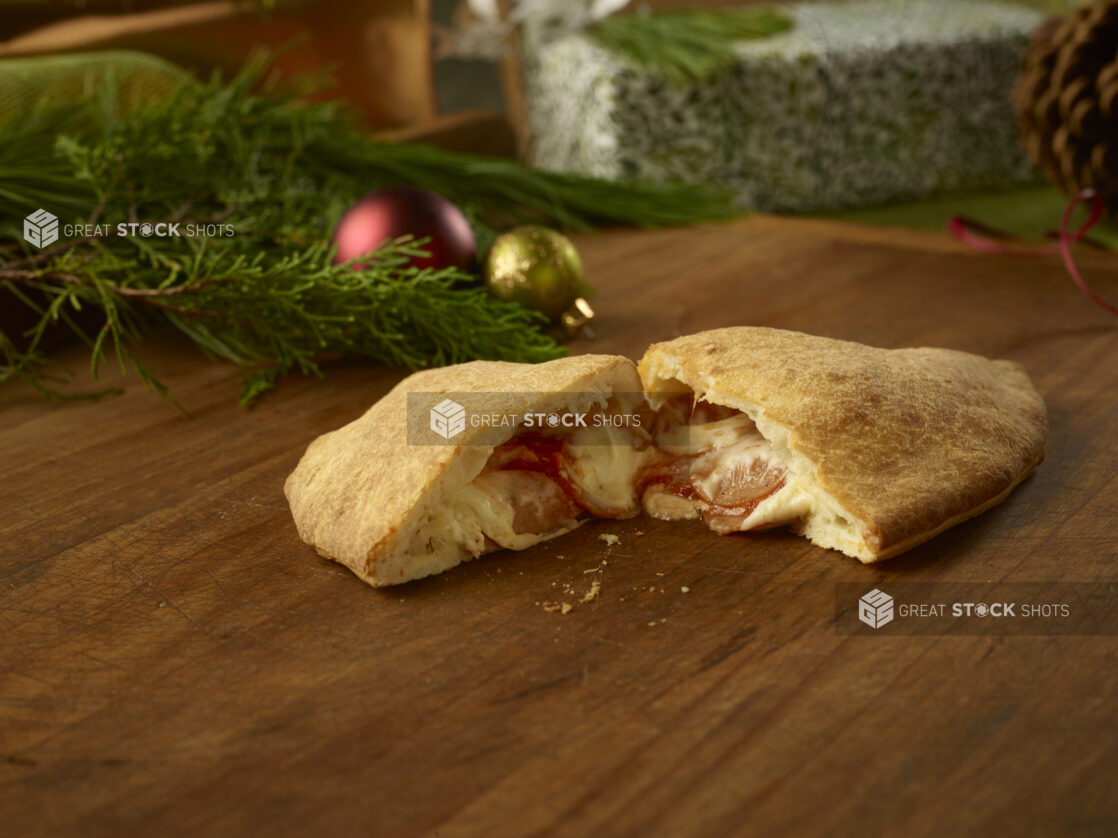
[421, 470, 580, 560]
[679, 413, 811, 533]
[436, 400, 809, 560]
[562, 423, 658, 516]
[426, 414, 655, 561]
[639, 411, 810, 532]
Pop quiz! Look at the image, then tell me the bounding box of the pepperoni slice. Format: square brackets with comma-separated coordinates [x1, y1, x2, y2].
[507, 472, 581, 535]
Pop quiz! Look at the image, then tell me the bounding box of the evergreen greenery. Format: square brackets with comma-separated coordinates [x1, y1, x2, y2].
[589, 8, 793, 85]
[0, 58, 740, 407]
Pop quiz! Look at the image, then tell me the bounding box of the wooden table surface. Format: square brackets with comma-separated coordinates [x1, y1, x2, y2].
[3, 216, 1117, 837]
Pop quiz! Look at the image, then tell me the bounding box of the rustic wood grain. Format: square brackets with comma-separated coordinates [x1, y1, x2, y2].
[2, 216, 1117, 837]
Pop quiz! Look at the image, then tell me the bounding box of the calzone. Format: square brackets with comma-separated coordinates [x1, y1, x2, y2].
[284, 328, 1047, 586]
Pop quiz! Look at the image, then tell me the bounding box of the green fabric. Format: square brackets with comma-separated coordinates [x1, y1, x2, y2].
[816, 185, 1118, 249]
[0, 51, 188, 126]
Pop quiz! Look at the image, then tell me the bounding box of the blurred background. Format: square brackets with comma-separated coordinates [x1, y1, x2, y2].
[0, 1, 1093, 159]
[4, 0, 1116, 379]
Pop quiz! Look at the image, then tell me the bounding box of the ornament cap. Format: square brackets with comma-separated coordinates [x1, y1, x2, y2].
[559, 297, 595, 334]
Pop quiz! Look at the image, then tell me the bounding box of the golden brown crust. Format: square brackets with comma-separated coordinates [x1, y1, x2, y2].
[638, 327, 1048, 561]
[288, 329, 1048, 585]
[283, 355, 641, 584]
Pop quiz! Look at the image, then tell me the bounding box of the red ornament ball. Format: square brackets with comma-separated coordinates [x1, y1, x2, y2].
[332, 187, 476, 271]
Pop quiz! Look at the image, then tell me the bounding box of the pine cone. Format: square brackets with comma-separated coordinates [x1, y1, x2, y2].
[1012, 1, 1118, 211]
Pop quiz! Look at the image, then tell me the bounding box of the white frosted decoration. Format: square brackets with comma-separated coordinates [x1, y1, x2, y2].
[522, 0, 1046, 212]
[590, 0, 631, 20]
[466, 0, 500, 21]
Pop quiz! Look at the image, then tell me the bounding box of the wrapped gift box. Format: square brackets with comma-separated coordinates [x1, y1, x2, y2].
[523, 0, 1044, 212]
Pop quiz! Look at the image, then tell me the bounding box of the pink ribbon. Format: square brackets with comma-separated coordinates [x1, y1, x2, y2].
[948, 189, 1118, 317]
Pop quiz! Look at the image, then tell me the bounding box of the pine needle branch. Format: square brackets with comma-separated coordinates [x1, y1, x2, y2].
[0, 56, 741, 406]
[589, 8, 793, 85]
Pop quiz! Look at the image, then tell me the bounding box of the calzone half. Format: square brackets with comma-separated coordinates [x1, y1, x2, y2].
[285, 328, 1047, 586]
[285, 355, 650, 587]
[636, 328, 1047, 563]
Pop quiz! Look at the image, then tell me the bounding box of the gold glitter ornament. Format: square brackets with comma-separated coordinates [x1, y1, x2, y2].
[485, 226, 594, 332]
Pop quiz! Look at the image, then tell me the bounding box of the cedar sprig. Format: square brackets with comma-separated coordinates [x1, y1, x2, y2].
[1, 234, 562, 410]
[589, 8, 793, 85]
[0, 56, 740, 406]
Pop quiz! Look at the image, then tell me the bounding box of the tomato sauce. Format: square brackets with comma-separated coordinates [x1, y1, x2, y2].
[489, 432, 591, 516]
[487, 394, 787, 534]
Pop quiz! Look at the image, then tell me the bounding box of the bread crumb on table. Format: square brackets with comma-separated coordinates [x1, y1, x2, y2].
[681, 586, 690, 593]
[539, 560, 607, 615]
[598, 533, 620, 547]
[580, 579, 602, 604]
